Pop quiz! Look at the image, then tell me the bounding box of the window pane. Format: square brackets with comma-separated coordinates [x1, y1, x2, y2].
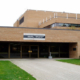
[22, 46, 29, 58]
[39, 44, 48, 58]
[50, 46, 59, 58]
[51, 23, 56, 27]
[31, 46, 38, 58]
[0, 43, 8, 58]
[60, 43, 69, 58]
[10, 43, 20, 58]
[19, 17, 24, 25]
[59, 23, 63, 26]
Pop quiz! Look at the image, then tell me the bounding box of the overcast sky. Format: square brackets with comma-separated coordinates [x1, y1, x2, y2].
[0, 0, 80, 27]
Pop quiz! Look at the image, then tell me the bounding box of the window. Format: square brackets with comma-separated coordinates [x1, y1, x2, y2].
[73, 48, 76, 51]
[10, 43, 20, 58]
[51, 23, 55, 27]
[19, 17, 24, 25]
[58, 23, 63, 26]
[51, 23, 80, 27]
[0, 43, 8, 58]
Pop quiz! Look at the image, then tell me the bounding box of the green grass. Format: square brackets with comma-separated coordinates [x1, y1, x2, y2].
[0, 61, 36, 80]
[56, 59, 80, 65]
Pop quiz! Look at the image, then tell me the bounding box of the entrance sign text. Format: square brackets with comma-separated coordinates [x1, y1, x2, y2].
[23, 33, 45, 40]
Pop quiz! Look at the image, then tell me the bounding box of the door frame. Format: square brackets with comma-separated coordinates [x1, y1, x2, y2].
[49, 46, 60, 58]
[21, 45, 39, 58]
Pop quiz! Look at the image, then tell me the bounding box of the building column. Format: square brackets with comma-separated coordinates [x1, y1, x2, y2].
[49, 46, 50, 56]
[38, 46, 39, 58]
[59, 46, 60, 58]
[8, 43, 10, 58]
[69, 43, 78, 58]
[29, 46, 31, 58]
[20, 45, 22, 58]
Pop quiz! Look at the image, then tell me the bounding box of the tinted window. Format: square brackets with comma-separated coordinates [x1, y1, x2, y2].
[51, 23, 80, 27]
[19, 17, 24, 25]
[73, 48, 76, 51]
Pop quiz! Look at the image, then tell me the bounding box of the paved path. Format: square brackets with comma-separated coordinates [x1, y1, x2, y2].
[8, 59, 80, 80]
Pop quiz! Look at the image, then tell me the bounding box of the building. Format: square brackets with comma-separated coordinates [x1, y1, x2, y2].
[0, 9, 80, 58]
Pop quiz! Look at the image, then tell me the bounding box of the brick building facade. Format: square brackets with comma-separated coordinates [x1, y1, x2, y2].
[0, 10, 80, 58]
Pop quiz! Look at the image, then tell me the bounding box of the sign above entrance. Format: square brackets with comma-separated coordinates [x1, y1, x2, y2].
[23, 33, 45, 40]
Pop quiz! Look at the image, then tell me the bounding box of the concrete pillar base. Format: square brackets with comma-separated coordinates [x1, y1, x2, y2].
[48, 56, 52, 59]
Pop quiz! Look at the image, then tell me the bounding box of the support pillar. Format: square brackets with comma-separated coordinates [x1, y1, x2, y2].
[20, 45, 22, 58]
[8, 43, 10, 58]
[49, 46, 50, 56]
[38, 46, 39, 58]
[29, 46, 31, 58]
[48, 45, 52, 59]
[69, 43, 78, 58]
[59, 46, 60, 58]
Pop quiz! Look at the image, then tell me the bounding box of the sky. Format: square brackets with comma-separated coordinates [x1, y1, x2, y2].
[0, 0, 80, 27]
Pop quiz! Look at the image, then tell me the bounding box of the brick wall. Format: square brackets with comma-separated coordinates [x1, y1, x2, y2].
[13, 10, 80, 28]
[0, 27, 80, 58]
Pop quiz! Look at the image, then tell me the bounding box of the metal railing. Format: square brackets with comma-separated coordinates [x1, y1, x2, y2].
[39, 13, 80, 26]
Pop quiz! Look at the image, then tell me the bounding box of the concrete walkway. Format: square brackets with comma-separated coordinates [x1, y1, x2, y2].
[3, 59, 80, 80]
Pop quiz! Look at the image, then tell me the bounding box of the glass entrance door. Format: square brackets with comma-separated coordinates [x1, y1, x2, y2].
[22, 45, 38, 58]
[50, 43, 69, 58]
[60, 44, 69, 58]
[50, 46, 59, 58]
[22, 46, 29, 58]
[39, 45, 49, 58]
[30, 46, 38, 58]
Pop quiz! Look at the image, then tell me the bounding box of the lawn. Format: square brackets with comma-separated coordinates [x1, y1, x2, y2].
[0, 61, 36, 80]
[56, 59, 80, 65]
